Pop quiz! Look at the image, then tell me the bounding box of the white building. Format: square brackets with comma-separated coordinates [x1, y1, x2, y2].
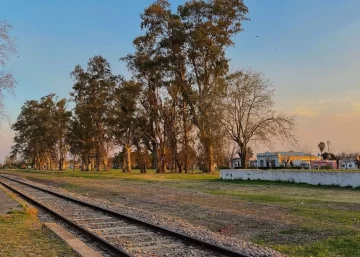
[339, 159, 359, 170]
[231, 157, 257, 168]
[231, 158, 241, 168]
[256, 151, 319, 168]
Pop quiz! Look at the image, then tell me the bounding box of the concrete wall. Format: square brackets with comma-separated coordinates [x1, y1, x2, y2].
[220, 169, 360, 188]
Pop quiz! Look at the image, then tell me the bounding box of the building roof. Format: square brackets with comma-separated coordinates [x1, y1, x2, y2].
[277, 151, 311, 156]
[258, 151, 318, 157]
[231, 157, 257, 161]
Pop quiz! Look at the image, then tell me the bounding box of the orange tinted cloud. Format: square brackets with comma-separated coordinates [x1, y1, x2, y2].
[294, 106, 324, 117]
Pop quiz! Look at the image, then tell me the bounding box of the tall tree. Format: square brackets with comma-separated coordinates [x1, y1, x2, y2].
[107, 79, 142, 173]
[222, 70, 296, 169]
[52, 98, 72, 170]
[66, 112, 96, 171]
[318, 142, 325, 155]
[70, 56, 119, 171]
[12, 94, 71, 170]
[0, 21, 17, 124]
[122, 28, 169, 173]
[125, 0, 249, 173]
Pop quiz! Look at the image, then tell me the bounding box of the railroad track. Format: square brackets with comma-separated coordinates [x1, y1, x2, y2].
[0, 175, 251, 257]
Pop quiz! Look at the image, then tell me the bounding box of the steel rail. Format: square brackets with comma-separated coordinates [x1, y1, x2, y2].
[0, 178, 132, 257]
[0, 174, 252, 257]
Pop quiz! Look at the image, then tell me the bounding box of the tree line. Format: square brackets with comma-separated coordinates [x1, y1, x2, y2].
[10, 0, 295, 173]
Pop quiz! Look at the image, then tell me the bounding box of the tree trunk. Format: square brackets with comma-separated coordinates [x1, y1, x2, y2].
[58, 155, 63, 171]
[59, 138, 63, 171]
[208, 143, 215, 174]
[156, 145, 166, 173]
[90, 158, 95, 171]
[141, 158, 147, 173]
[241, 151, 248, 169]
[47, 154, 52, 171]
[182, 100, 189, 173]
[151, 142, 158, 171]
[122, 149, 126, 173]
[200, 131, 215, 174]
[176, 159, 183, 174]
[125, 144, 132, 173]
[102, 147, 108, 171]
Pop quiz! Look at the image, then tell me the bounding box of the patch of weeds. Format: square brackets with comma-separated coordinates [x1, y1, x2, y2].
[206, 190, 292, 203]
[290, 205, 360, 228]
[255, 227, 339, 245]
[216, 178, 360, 190]
[270, 234, 360, 257]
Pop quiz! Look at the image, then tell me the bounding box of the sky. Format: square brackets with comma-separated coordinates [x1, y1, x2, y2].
[0, 0, 360, 161]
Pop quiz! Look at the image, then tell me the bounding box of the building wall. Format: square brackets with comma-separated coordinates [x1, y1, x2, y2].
[231, 158, 241, 168]
[257, 153, 279, 167]
[257, 152, 319, 168]
[339, 161, 358, 170]
[279, 155, 318, 163]
[311, 160, 337, 169]
[220, 169, 360, 188]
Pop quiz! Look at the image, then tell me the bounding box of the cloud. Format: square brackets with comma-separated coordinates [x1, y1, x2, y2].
[293, 106, 323, 117]
[353, 102, 360, 114]
[293, 96, 360, 118]
[334, 101, 360, 118]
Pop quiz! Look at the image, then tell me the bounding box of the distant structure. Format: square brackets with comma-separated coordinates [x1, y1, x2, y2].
[311, 160, 337, 169]
[339, 159, 358, 170]
[231, 157, 257, 169]
[231, 151, 359, 170]
[257, 151, 319, 168]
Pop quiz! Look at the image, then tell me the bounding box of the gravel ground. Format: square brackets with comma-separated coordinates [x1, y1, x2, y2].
[1, 174, 286, 257]
[37, 205, 114, 257]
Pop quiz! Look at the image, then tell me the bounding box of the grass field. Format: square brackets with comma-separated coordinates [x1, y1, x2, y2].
[0, 185, 78, 257]
[1, 169, 360, 257]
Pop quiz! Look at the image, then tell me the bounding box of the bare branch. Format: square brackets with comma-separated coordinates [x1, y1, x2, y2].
[221, 69, 297, 168]
[0, 20, 17, 124]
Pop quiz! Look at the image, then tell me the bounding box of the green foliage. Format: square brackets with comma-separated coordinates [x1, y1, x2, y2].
[123, 0, 249, 173]
[318, 142, 326, 154]
[322, 152, 336, 160]
[69, 56, 122, 171]
[11, 94, 71, 170]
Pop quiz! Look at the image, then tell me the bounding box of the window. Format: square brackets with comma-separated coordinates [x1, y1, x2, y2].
[349, 164, 353, 168]
[260, 160, 264, 167]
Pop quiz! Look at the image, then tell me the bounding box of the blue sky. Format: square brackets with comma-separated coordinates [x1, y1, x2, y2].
[1, 0, 360, 160]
